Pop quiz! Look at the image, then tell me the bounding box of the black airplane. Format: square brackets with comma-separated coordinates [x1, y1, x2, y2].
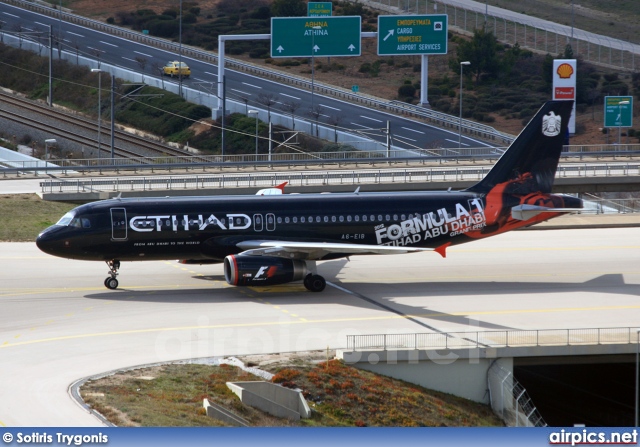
[36, 101, 582, 292]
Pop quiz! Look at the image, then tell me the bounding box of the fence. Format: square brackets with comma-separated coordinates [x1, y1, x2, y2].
[345, 327, 640, 351]
[487, 361, 546, 427]
[358, 0, 638, 71]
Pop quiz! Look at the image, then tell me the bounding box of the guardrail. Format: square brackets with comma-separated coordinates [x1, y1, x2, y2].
[37, 164, 640, 205]
[345, 327, 640, 351]
[0, 0, 513, 144]
[3, 142, 640, 176]
[358, 0, 639, 72]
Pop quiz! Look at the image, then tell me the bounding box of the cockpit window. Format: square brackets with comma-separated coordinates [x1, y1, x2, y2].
[56, 212, 75, 226]
[56, 212, 90, 228]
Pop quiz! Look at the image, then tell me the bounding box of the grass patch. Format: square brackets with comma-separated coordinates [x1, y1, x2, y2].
[0, 194, 76, 241]
[81, 358, 503, 427]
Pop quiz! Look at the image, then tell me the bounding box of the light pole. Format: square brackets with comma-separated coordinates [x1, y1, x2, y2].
[91, 68, 103, 161]
[310, 25, 321, 111]
[44, 138, 56, 162]
[618, 100, 629, 144]
[178, 0, 183, 97]
[248, 110, 259, 160]
[459, 61, 470, 148]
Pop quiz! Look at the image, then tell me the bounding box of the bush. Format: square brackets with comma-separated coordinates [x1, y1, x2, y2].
[398, 84, 416, 98]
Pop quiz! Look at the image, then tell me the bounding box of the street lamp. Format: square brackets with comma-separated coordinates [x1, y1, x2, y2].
[618, 100, 629, 144]
[248, 110, 259, 160]
[44, 138, 56, 162]
[178, 0, 183, 97]
[459, 61, 470, 148]
[310, 25, 321, 111]
[91, 68, 103, 160]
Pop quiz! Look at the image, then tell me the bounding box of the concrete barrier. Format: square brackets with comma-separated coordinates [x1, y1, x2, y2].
[227, 381, 311, 421]
[203, 398, 250, 427]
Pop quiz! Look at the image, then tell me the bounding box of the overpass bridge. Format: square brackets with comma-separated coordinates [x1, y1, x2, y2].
[338, 327, 640, 427]
[36, 161, 640, 201]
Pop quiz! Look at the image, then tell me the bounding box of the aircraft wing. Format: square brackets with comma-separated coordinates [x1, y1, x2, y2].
[235, 240, 450, 260]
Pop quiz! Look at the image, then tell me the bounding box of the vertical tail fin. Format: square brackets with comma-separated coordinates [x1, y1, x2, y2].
[466, 101, 573, 194]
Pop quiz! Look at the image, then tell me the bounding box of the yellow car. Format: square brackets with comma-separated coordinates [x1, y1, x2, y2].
[163, 61, 191, 78]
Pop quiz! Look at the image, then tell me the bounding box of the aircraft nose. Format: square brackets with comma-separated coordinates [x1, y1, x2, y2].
[36, 226, 65, 256]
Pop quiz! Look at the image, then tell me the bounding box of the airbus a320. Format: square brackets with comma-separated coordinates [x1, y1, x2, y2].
[36, 101, 582, 292]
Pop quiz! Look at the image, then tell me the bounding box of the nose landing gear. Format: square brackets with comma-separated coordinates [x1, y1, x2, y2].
[104, 260, 121, 290]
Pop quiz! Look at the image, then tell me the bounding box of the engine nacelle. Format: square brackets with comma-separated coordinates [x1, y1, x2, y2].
[224, 255, 309, 287]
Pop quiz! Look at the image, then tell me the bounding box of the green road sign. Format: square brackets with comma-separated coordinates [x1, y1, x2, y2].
[352, 85, 359, 93]
[604, 96, 633, 127]
[271, 16, 361, 58]
[308, 2, 332, 16]
[377, 14, 448, 56]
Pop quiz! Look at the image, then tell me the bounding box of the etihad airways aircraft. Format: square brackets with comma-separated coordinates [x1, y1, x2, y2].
[36, 101, 581, 292]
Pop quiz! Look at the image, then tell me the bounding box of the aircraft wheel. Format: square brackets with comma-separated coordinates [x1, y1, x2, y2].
[105, 277, 119, 290]
[304, 274, 326, 293]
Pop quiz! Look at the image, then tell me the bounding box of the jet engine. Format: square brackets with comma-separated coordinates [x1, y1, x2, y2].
[224, 255, 309, 287]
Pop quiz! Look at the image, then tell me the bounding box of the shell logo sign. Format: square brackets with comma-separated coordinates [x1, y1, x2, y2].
[556, 63, 574, 79]
[552, 59, 576, 133]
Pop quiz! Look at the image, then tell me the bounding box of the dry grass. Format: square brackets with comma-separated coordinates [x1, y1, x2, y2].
[81, 356, 503, 427]
[0, 194, 76, 241]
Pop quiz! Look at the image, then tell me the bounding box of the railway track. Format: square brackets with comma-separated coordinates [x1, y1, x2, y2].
[0, 90, 207, 161]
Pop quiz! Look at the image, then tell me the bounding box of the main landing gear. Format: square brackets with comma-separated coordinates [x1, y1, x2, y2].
[303, 274, 326, 293]
[104, 260, 120, 290]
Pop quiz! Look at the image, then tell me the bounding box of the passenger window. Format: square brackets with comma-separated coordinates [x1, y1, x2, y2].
[293, 217, 298, 223]
[331, 216, 336, 222]
[347, 215, 352, 222]
[339, 216, 344, 222]
[377, 215, 382, 221]
[370, 215, 375, 222]
[362, 215, 367, 222]
[393, 214, 398, 221]
[316, 216, 321, 223]
[285, 217, 290, 223]
[301, 217, 306, 223]
[385, 215, 390, 221]
[354, 215, 360, 222]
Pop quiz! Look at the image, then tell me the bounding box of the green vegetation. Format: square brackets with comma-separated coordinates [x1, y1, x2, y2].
[81, 359, 503, 427]
[0, 194, 76, 241]
[0, 44, 210, 144]
[488, 0, 640, 45]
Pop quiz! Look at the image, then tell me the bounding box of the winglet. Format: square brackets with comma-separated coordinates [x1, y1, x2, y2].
[275, 182, 288, 192]
[435, 242, 451, 258]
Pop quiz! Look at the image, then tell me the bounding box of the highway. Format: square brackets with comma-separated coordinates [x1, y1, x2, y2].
[1, 227, 639, 425]
[0, 2, 493, 151]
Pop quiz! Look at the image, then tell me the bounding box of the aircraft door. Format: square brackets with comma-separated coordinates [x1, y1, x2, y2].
[266, 213, 276, 231]
[110, 208, 128, 241]
[253, 214, 263, 232]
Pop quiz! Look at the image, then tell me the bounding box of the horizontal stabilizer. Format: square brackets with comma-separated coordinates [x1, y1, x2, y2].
[511, 204, 581, 221]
